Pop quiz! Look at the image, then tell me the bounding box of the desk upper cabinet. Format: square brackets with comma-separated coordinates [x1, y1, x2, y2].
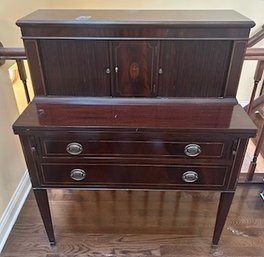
[17, 10, 254, 97]
[158, 40, 233, 97]
[36, 40, 111, 96]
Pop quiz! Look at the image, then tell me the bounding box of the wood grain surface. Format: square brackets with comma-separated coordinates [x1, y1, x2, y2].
[17, 10, 253, 98]
[2, 184, 264, 257]
[13, 97, 256, 135]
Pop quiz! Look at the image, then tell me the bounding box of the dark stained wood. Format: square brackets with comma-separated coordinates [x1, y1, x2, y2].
[112, 41, 158, 97]
[40, 163, 229, 190]
[0, 47, 26, 60]
[23, 40, 46, 95]
[12, 97, 257, 245]
[11, 9, 257, 247]
[38, 40, 111, 96]
[12, 97, 256, 135]
[245, 48, 264, 58]
[227, 139, 249, 190]
[243, 21, 264, 181]
[247, 96, 264, 162]
[158, 40, 232, 97]
[247, 24, 264, 47]
[246, 61, 264, 114]
[18, 136, 41, 187]
[16, 59, 30, 103]
[243, 60, 264, 181]
[224, 41, 249, 97]
[41, 137, 231, 159]
[19, 26, 252, 39]
[247, 125, 264, 181]
[0, 44, 31, 102]
[2, 185, 264, 256]
[33, 189, 55, 244]
[212, 192, 235, 245]
[16, 10, 254, 97]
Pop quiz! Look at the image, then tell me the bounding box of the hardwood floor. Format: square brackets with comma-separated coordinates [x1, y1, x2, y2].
[1, 184, 264, 257]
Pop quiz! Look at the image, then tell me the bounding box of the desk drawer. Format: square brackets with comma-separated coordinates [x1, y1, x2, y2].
[40, 138, 232, 159]
[40, 163, 229, 189]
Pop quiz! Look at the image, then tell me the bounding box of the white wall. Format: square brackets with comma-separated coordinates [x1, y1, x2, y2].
[50, 0, 264, 102]
[0, 0, 50, 223]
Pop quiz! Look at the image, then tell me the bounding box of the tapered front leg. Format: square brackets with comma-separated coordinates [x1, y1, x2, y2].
[212, 192, 235, 245]
[33, 189, 56, 245]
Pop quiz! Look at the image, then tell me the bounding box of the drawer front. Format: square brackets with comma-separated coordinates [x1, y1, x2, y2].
[40, 138, 232, 159]
[40, 163, 229, 189]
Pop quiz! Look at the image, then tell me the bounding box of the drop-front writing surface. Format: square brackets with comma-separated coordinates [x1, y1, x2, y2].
[17, 9, 255, 97]
[13, 97, 255, 131]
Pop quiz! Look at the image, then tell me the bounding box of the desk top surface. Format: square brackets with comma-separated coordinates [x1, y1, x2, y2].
[17, 9, 254, 27]
[13, 97, 256, 136]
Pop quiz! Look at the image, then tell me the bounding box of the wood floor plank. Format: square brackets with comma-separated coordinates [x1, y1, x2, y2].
[1, 185, 264, 257]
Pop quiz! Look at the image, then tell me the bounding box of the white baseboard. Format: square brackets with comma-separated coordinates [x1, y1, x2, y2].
[0, 171, 31, 253]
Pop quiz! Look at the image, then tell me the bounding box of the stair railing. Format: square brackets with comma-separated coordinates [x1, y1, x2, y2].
[244, 25, 264, 181]
[0, 42, 30, 103]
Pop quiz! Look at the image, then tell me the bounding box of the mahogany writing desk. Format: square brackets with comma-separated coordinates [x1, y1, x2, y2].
[13, 97, 256, 245]
[14, 9, 256, 245]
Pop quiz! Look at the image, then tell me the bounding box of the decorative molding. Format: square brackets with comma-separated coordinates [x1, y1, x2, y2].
[0, 171, 31, 253]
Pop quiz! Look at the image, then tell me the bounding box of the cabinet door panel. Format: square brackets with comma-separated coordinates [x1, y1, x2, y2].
[112, 41, 159, 97]
[38, 40, 111, 96]
[158, 41, 232, 97]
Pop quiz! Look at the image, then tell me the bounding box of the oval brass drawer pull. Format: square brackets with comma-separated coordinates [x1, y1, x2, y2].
[66, 142, 83, 155]
[70, 168, 86, 181]
[182, 171, 199, 183]
[184, 144, 201, 157]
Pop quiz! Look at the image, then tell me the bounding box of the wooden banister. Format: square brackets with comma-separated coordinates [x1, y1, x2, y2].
[0, 47, 26, 61]
[245, 48, 264, 60]
[245, 62, 264, 181]
[0, 42, 30, 103]
[0, 41, 26, 65]
[247, 24, 264, 47]
[244, 25, 264, 182]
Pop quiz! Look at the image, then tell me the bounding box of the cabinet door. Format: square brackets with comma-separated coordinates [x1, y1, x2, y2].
[112, 41, 159, 97]
[38, 40, 111, 96]
[158, 41, 232, 97]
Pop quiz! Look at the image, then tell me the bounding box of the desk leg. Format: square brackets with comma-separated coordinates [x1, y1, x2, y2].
[33, 189, 56, 245]
[212, 192, 234, 245]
